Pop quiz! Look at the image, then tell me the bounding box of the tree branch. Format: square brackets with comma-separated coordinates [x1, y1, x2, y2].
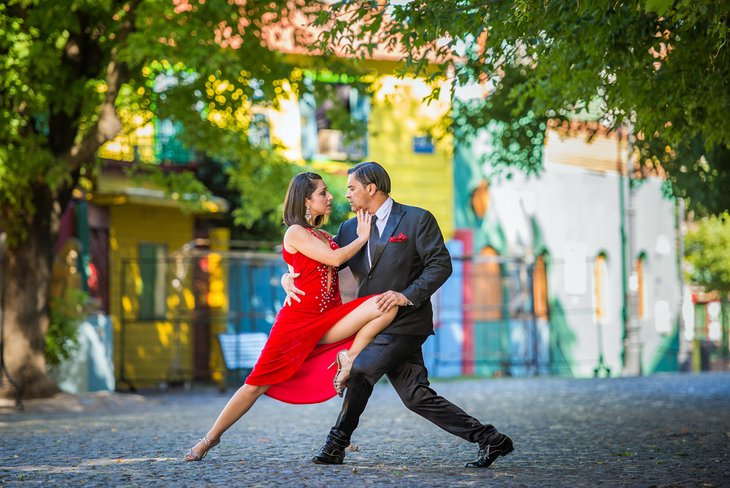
[63, 0, 141, 172]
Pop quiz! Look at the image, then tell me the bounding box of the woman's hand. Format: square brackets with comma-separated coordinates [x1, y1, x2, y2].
[355, 209, 373, 242]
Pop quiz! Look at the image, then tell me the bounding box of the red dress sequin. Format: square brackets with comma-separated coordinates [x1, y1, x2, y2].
[245, 228, 371, 404]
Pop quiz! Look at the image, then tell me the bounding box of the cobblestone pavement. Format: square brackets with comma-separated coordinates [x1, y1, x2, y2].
[1, 372, 728, 487]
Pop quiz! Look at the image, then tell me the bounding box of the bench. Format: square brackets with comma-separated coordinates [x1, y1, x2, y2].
[217, 332, 268, 390]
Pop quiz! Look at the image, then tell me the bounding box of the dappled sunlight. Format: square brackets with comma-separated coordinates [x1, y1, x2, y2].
[98, 120, 155, 163]
[268, 85, 302, 160]
[81, 457, 176, 466]
[180, 323, 191, 345]
[155, 322, 174, 348]
[166, 293, 180, 309]
[134, 346, 147, 360]
[2, 457, 177, 475]
[122, 296, 133, 314]
[207, 253, 227, 309]
[109, 234, 119, 252]
[182, 289, 195, 309]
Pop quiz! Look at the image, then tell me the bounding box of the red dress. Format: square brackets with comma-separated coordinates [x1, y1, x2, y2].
[245, 228, 371, 404]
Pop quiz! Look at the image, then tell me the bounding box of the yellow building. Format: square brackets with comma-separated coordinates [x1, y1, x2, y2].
[262, 60, 454, 237]
[87, 161, 228, 388]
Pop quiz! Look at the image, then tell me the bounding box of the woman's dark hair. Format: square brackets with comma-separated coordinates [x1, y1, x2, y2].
[283, 172, 326, 228]
[348, 161, 391, 195]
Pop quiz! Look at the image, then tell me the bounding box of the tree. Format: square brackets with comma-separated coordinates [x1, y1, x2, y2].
[0, 0, 343, 398]
[685, 213, 730, 298]
[315, 0, 730, 214]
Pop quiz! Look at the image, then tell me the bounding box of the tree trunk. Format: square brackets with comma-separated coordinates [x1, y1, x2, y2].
[0, 188, 60, 399]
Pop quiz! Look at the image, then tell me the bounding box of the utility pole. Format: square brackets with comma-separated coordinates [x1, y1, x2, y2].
[620, 127, 643, 376]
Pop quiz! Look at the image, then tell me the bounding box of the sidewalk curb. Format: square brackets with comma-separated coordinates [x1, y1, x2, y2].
[0, 391, 150, 415]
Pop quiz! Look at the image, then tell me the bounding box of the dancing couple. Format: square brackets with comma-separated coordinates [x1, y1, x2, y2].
[185, 162, 513, 468]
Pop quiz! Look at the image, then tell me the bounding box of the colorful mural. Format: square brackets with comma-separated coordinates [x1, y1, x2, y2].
[451, 119, 683, 378]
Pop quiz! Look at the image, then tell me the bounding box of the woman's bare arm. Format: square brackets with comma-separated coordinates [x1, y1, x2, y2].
[284, 209, 372, 267]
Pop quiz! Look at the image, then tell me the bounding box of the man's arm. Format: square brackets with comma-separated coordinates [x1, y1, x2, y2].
[281, 265, 304, 306]
[400, 210, 452, 307]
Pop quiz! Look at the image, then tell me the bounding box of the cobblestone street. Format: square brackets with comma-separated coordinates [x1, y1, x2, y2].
[1, 372, 728, 487]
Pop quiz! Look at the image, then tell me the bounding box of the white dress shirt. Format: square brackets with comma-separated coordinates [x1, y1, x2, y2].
[368, 197, 393, 268]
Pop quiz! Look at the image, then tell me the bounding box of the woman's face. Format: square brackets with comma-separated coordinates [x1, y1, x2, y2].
[305, 179, 333, 219]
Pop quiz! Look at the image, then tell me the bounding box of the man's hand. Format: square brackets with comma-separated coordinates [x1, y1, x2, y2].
[375, 290, 411, 312]
[282, 272, 304, 306]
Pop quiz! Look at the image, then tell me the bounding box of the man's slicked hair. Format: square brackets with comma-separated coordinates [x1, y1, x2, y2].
[348, 161, 391, 195]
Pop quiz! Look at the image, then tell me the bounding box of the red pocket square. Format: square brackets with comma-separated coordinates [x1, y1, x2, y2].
[389, 233, 408, 243]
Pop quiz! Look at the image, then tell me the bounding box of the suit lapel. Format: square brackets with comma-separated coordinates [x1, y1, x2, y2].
[370, 202, 405, 272]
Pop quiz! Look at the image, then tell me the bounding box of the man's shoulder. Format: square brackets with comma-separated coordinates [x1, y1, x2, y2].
[338, 216, 358, 231]
[397, 203, 432, 220]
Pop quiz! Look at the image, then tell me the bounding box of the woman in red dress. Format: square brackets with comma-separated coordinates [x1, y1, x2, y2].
[185, 172, 397, 461]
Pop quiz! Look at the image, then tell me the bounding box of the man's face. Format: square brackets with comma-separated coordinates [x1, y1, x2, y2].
[346, 174, 372, 212]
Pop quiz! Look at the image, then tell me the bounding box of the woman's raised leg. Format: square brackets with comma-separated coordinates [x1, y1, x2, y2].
[318, 296, 397, 358]
[318, 296, 397, 395]
[185, 383, 269, 461]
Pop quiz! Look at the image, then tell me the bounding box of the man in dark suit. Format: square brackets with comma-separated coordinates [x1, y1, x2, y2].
[283, 161, 513, 468]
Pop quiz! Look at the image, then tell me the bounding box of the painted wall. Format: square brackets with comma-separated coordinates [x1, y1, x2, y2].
[366, 74, 454, 238]
[633, 180, 682, 373]
[108, 203, 195, 387]
[454, 126, 682, 378]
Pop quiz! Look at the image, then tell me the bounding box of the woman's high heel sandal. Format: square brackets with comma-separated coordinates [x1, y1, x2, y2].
[332, 350, 353, 398]
[184, 434, 220, 462]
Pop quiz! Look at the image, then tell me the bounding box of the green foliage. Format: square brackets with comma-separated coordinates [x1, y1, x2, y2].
[316, 0, 730, 215]
[0, 1, 377, 395]
[455, 67, 548, 179]
[46, 288, 88, 367]
[0, 0, 345, 241]
[685, 213, 730, 296]
[227, 150, 296, 229]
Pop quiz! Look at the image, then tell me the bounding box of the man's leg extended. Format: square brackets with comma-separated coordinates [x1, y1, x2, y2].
[387, 339, 497, 445]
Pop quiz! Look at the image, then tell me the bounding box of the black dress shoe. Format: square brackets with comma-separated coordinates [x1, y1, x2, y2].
[311, 442, 345, 465]
[465, 433, 513, 468]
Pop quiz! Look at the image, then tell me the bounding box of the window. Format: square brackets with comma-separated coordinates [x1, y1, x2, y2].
[593, 253, 609, 324]
[473, 246, 503, 321]
[300, 82, 369, 161]
[139, 243, 167, 320]
[636, 254, 647, 319]
[533, 254, 549, 320]
[471, 180, 490, 220]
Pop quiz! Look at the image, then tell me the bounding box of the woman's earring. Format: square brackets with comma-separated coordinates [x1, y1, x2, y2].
[305, 207, 312, 223]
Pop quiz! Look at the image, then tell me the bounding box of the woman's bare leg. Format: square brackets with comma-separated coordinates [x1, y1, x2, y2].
[318, 296, 398, 360]
[186, 383, 269, 459]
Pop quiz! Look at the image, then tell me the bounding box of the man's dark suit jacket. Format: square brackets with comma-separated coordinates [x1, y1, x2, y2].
[334, 201, 452, 336]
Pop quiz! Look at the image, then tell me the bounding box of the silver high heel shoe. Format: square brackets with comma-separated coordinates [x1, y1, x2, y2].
[184, 434, 220, 461]
[330, 350, 353, 397]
